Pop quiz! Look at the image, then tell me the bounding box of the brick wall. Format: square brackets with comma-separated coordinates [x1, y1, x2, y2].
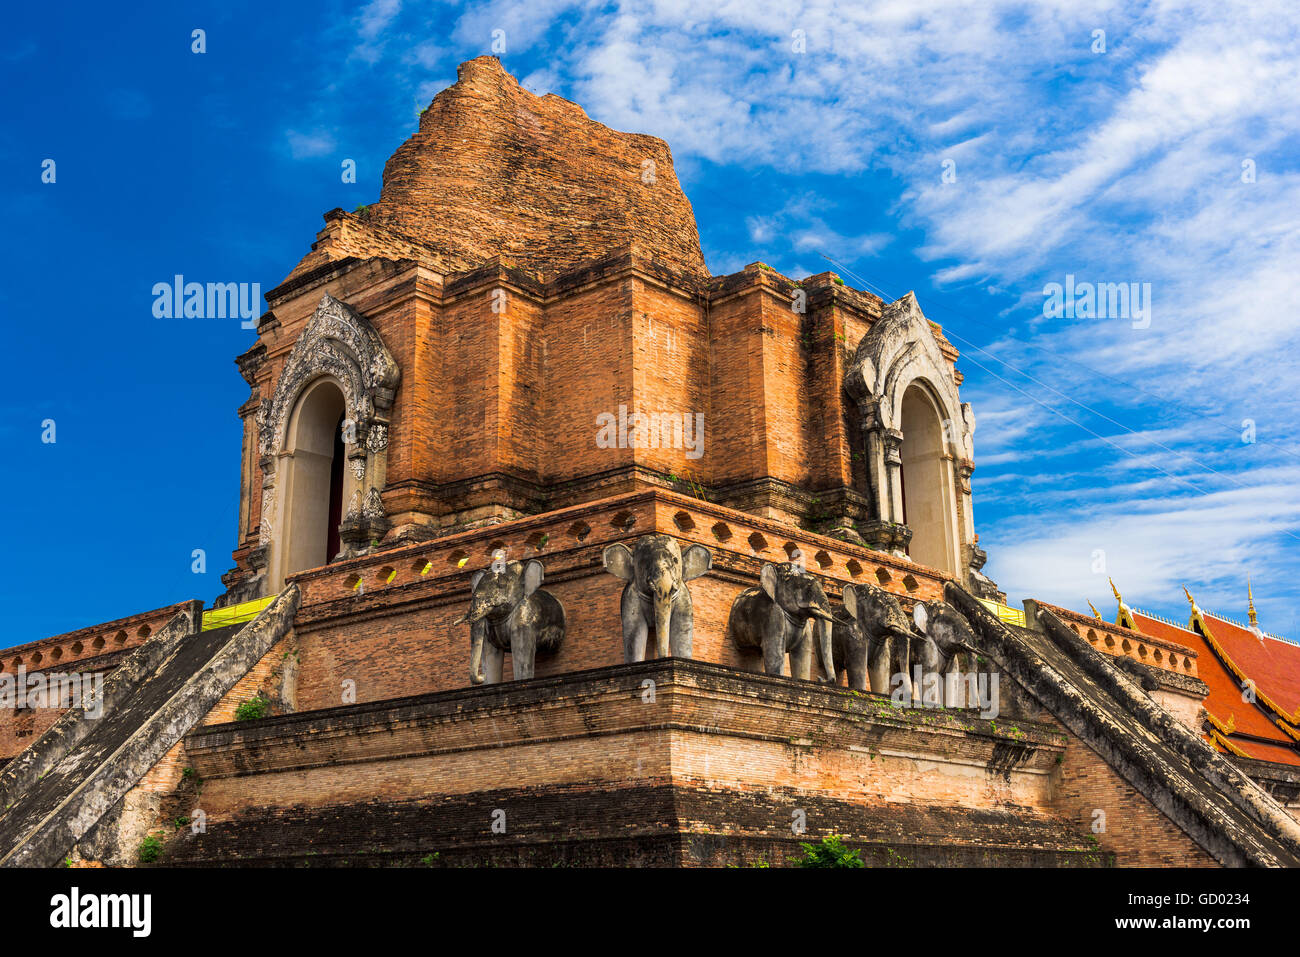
[1050, 729, 1218, 866]
[229, 245, 956, 577]
[280, 490, 948, 710]
[162, 658, 1098, 867]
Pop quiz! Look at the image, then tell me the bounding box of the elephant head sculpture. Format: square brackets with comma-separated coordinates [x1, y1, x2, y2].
[603, 534, 712, 661]
[912, 599, 979, 706]
[458, 558, 565, 685]
[834, 581, 914, 694]
[727, 562, 836, 682]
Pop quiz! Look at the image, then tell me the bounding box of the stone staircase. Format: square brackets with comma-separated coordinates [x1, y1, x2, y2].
[0, 586, 298, 867]
[947, 583, 1300, 867]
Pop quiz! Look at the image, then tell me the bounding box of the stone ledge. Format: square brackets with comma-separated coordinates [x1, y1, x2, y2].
[161, 782, 1104, 868]
[185, 658, 1065, 790]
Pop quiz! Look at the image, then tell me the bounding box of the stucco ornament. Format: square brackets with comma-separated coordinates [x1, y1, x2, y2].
[842, 291, 994, 595]
[362, 488, 386, 521]
[258, 294, 400, 457]
[960, 402, 976, 461]
[844, 292, 961, 430]
[259, 488, 275, 545]
[258, 294, 402, 573]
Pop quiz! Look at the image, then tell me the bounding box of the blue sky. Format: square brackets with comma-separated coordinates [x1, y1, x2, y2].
[4, 0, 1299, 645]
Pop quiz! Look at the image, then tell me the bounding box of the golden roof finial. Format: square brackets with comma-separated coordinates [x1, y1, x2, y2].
[1248, 578, 1259, 627]
[1183, 585, 1197, 610]
[1087, 600, 1102, 619]
[1109, 578, 1123, 604]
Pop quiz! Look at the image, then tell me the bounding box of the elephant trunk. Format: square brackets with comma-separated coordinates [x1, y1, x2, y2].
[653, 575, 674, 657]
[469, 628, 485, 685]
[813, 616, 835, 683]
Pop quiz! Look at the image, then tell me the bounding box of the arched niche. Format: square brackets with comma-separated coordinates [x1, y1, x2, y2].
[843, 292, 976, 583]
[270, 377, 348, 586]
[898, 381, 959, 576]
[257, 294, 400, 592]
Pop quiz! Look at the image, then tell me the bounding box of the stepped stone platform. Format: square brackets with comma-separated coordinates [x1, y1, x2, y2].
[162, 657, 1104, 867]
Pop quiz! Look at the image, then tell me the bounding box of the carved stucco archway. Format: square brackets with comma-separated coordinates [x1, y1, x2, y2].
[844, 292, 978, 583]
[258, 293, 400, 589]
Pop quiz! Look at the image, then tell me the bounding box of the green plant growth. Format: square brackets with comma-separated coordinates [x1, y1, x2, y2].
[666, 468, 709, 502]
[235, 693, 271, 722]
[882, 847, 914, 868]
[137, 834, 163, 864]
[794, 834, 864, 868]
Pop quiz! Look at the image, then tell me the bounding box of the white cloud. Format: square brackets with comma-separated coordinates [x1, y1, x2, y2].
[286, 129, 337, 159]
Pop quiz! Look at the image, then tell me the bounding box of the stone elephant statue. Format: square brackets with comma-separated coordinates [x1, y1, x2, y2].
[833, 581, 914, 694]
[912, 599, 979, 707]
[603, 534, 712, 662]
[458, 558, 565, 684]
[727, 562, 837, 682]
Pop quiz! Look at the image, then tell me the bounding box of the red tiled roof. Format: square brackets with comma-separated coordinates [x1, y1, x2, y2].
[1228, 737, 1300, 766]
[1131, 610, 1300, 767]
[1199, 611, 1300, 723]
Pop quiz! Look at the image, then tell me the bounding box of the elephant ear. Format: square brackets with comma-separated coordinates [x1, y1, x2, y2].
[523, 559, 545, 595]
[603, 543, 634, 581]
[913, 601, 930, 634]
[681, 544, 712, 582]
[759, 563, 779, 602]
[470, 569, 487, 591]
[843, 584, 860, 620]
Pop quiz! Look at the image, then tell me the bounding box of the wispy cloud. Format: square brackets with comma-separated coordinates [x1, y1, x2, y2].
[285, 128, 337, 159]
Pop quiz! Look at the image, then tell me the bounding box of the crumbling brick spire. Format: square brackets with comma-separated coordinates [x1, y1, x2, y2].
[368, 56, 709, 279]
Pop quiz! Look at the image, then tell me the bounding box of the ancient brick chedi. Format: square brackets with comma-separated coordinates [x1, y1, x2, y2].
[3, 56, 1300, 869]
[223, 54, 994, 603]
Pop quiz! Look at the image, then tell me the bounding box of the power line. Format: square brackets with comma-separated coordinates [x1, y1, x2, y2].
[822, 254, 1300, 545]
